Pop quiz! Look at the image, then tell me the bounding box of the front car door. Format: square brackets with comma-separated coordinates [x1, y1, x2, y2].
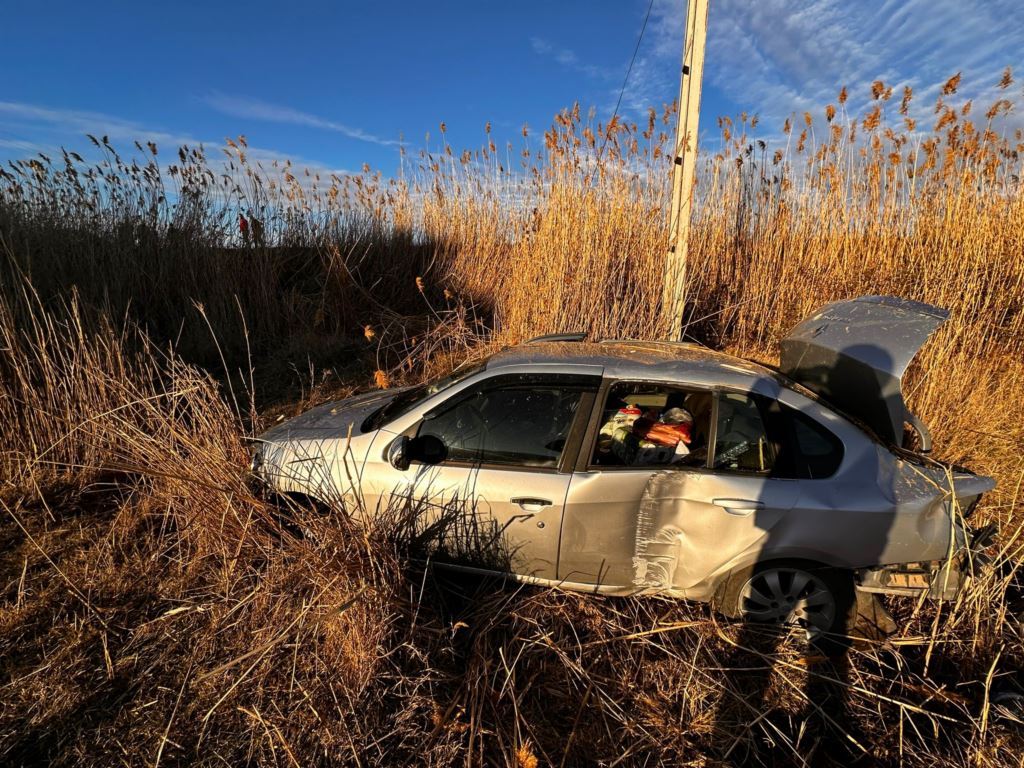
[365, 371, 600, 581]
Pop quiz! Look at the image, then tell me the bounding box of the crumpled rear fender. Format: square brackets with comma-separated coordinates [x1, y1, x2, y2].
[630, 452, 995, 598]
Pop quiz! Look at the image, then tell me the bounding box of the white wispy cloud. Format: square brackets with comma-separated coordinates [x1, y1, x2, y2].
[543, 0, 1023, 137]
[0, 101, 203, 151]
[529, 36, 615, 80]
[676, 0, 1019, 131]
[0, 100, 353, 182]
[0, 137, 50, 154]
[203, 92, 402, 147]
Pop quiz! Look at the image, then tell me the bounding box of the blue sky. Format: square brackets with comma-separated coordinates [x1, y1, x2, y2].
[2, 0, 1022, 176]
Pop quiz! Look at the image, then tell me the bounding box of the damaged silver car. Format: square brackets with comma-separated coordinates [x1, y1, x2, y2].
[251, 296, 995, 636]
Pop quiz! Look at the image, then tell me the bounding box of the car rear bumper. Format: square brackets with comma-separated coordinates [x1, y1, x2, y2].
[856, 523, 996, 601]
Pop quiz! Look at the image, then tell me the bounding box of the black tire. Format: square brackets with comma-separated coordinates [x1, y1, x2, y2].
[718, 560, 856, 640]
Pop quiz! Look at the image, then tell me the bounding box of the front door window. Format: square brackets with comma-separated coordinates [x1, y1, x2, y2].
[418, 385, 583, 469]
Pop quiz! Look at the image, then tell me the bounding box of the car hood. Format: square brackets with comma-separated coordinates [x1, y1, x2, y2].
[258, 388, 407, 443]
[779, 296, 948, 446]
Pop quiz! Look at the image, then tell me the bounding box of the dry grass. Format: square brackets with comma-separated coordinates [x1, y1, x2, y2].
[1, 70, 1024, 765]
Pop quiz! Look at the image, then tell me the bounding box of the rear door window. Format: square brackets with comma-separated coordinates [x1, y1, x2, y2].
[590, 383, 712, 469]
[712, 393, 778, 474]
[711, 391, 844, 479]
[786, 407, 844, 478]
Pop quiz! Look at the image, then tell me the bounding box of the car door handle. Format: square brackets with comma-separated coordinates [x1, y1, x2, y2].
[712, 498, 764, 516]
[511, 497, 552, 514]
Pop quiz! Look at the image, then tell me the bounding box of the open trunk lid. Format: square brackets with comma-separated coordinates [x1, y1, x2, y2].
[780, 296, 949, 446]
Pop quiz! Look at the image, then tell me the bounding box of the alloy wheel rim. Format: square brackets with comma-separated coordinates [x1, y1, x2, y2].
[739, 568, 837, 637]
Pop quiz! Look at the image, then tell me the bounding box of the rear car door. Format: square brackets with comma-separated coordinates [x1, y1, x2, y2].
[558, 380, 714, 589]
[560, 386, 800, 593]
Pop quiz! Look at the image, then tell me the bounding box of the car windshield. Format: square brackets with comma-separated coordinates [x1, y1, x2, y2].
[361, 361, 487, 431]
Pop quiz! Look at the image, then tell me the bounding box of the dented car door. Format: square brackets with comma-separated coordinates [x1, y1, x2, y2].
[560, 468, 662, 587]
[634, 470, 799, 592]
[558, 378, 712, 589]
[559, 383, 801, 593]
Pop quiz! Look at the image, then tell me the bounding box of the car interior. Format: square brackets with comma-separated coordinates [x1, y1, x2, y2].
[591, 383, 712, 468]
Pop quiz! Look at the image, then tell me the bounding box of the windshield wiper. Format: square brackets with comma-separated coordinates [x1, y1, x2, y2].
[362, 386, 425, 432]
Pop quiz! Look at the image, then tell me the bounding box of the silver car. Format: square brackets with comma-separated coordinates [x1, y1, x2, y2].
[251, 297, 995, 635]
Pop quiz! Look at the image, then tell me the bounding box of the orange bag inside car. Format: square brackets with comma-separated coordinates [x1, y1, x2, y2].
[633, 417, 691, 447]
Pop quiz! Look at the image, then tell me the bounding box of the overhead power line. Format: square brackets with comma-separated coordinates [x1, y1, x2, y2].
[598, 0, 656, 158]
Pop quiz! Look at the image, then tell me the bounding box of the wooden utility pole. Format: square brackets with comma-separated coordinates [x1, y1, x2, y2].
[663, 0, 709, 341]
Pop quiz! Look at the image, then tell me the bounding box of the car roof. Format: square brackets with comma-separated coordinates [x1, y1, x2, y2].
[485, 340, 783, 389]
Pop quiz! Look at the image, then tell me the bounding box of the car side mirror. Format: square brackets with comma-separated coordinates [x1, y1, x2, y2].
[411, 434, 447, 465]
[387, 434, 448, 471]
[387, 436, 411, 471]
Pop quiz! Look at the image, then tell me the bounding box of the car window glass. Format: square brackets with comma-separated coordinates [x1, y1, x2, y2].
[419, 386, 582, 469]
[591, 384, 711, 468]
[710, 394, 844, 479]
[713, 393, 777, 473]
[788, 407, 844, 478]
[362, 361, 487, 431]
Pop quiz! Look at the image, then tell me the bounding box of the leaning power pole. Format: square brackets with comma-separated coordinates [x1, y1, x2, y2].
[663, 0, 709, 341]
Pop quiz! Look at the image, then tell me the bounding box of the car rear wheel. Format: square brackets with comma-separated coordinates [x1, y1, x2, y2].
[723, 561, 854, 639]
